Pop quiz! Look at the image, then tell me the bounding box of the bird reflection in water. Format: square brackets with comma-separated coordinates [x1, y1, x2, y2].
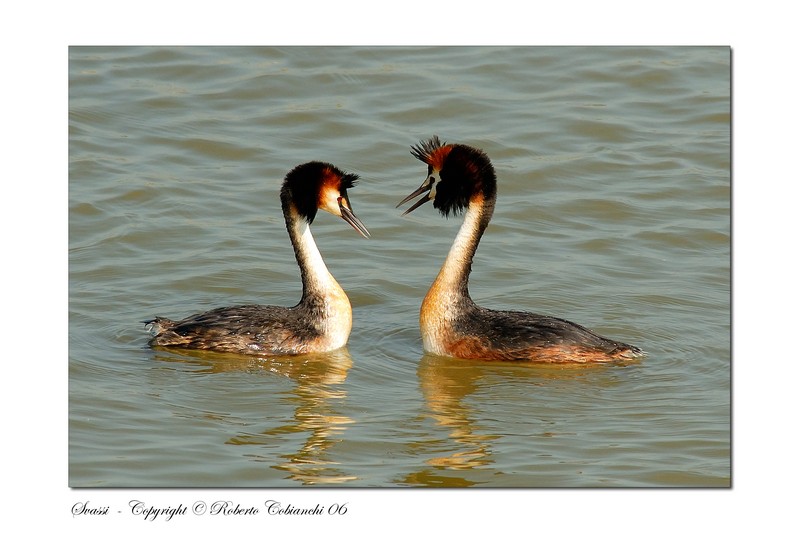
[152, 346, 356, 485]
[404, 353, 502, 485]
[403, 354, 628, 487]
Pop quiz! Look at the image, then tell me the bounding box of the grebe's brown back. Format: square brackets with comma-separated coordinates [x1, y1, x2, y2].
[397, 136, 642, 364]
[146, 161, 370, 356]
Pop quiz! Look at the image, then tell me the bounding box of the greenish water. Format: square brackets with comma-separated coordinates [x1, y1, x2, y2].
[69, 46, 730, 487]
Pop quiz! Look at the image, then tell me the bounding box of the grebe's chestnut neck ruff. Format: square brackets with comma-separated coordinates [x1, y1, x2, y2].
[398, 136, 642, 363]
[146, 161, 369, 356]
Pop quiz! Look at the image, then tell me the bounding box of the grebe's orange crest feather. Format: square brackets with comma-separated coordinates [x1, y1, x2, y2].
[411, 136, 453, 170]
[282, 162, 360, 224]
[319, 164, 359, 194]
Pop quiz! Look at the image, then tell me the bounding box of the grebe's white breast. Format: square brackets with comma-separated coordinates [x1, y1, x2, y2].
[294, 218, 352, 351]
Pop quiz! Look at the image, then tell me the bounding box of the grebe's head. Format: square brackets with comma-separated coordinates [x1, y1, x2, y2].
[282, 161, 370, 238]
[397, 136, 497, 217]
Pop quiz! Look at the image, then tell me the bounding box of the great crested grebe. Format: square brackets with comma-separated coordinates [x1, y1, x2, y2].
[146, 161, 370, 356]
[397, 136, 642, 363]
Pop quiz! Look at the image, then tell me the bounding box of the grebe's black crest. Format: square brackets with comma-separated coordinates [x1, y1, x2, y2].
[411, 135, 446, 165]
[401, 137, 642, 363]
[146, 159, 368, 356]
[435, 144, 496, 217]
[401, 136, 497, 218]
[281, 161, 361, 224]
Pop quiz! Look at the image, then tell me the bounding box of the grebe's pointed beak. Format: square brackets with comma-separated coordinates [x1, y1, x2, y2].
[338, 197, 370, 239]
[396, 177, 434, 216]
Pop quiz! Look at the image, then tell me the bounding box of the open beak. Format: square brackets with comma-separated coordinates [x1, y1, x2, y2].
[396, 178, 434, 216]
[338, 197, 370, 238]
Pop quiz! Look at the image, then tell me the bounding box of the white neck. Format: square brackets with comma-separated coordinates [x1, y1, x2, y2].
[287, 216, 352, 350]
[419, 198, 492, 354]
[432, 199, 490, 301]
[292, 218, 341, 296]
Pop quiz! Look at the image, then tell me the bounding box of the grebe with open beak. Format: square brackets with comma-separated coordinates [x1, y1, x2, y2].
[398, 137, 642, 363]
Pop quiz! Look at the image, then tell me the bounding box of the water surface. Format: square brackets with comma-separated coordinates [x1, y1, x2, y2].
[69, 46, 730, 487]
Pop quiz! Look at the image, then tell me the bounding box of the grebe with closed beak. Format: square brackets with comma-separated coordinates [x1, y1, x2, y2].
[397, 136, 642, 363]
[146, 161, 370, 356]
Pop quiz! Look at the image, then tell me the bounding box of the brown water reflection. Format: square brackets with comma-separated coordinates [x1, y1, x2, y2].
[402, 354, 638, 487]
[154, 348, 355, 485]
[417, 355, 500, 472]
